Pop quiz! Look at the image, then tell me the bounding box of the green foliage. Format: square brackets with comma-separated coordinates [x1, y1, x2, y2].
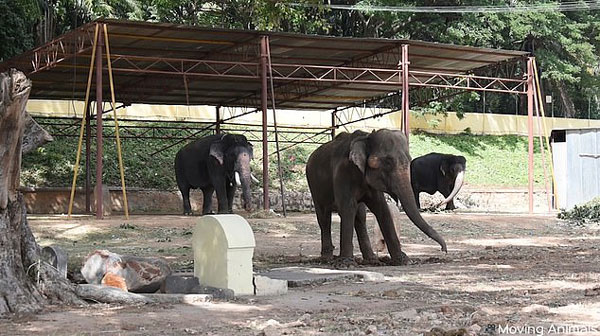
[410, 132, 548, 188]
[558, 197, 600, 225]
[0, 0, 39, 61]
[21, 124, 552, 191]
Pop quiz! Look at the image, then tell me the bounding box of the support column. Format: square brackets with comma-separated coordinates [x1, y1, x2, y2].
[95, 30, 104, 219]
[401, 44, 410, 141]
[527, 57, 535, 214]
[215, 105, 221, 134]
[85, 100, 91, 213]
[331, 109, 337, 140]
[260, 36, 270, 211]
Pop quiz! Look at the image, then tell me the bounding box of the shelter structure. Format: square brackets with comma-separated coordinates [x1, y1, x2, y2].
[0, 19, 538, 217]
[551, 128, 600, 209]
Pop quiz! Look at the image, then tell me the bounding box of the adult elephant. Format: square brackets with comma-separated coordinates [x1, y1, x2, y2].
[306, 129, 447, 265]
[411, 153, 466, 210]
[174, 133, 253, 215]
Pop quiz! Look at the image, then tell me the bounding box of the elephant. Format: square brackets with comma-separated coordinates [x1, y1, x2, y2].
[306, 129, 447, 266]
[174, 133, 254, 215]
[411, 153, 466, 210]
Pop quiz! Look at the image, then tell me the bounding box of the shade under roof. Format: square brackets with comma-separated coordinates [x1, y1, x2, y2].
[0, 18, 529, 110]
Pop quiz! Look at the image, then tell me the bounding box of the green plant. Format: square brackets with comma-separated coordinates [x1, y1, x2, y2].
[558, 197, 600, 224]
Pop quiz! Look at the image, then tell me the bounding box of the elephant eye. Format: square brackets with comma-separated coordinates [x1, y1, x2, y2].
[382, 157, 394, 167]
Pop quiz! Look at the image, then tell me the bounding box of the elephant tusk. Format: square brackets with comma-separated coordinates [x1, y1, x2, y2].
[251, 173, 260, 184]
[437, 170, 465, 208]
[235, 172, 241, 186]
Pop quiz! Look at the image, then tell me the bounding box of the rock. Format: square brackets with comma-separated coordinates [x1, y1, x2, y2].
[366, 325, 378, 334]
[101, 272, 128, 291]
[521, 304, 550, 314]
[392, 308, 418, 321]
[584, 286, 600, 296]
[466, 324, 481, 336]
[253, 275, 288, 296]
[41, 245, 68, 278]
[424, 327, 467, 336]
[160, 275, 200, 294]
[81, 250, 171, 293]
[191, 285, 235, 300]
[382, 289, 399, 297]
[440, 305, 455, 315]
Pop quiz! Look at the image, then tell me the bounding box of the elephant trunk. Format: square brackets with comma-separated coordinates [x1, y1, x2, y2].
[237, 169, 253, 213]
[437, 170, 465, 208]
[395, 169, 447, 252]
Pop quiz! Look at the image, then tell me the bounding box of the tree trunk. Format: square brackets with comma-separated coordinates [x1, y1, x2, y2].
[0, 69, 84, 316]
[553, 79, 577, 118]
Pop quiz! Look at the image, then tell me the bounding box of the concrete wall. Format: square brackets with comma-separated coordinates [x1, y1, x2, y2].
[27, 99, 600, 137]
[21, 187, 551, 214]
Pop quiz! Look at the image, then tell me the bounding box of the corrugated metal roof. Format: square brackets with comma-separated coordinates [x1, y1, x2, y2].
[0, 18, 529, 110]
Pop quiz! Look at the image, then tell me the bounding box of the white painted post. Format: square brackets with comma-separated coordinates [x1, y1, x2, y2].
[193, 215, 256, 296]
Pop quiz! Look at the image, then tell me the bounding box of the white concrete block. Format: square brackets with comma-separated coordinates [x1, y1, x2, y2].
[193, 215, 255, 296]
[253, 275, 288, 296]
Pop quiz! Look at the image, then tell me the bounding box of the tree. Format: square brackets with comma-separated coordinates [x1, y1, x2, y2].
[0, 69, 83, 315]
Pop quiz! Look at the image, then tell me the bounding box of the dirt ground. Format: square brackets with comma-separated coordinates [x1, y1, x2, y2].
[2, 210, 600, 335]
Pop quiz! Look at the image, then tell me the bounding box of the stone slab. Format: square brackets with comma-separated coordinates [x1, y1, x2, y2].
[161, 275, 200, 294]
[253, 275, 288, 296]
[259, 267, 385, 287]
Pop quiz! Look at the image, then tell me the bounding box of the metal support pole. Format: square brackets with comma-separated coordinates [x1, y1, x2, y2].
[85, 100, 91, 213]
[527, 57, 535, 214]
[215, 105, 221, 134]
[95, 29, 104, 219]
[331, 109, 337, 140]
[401, 44, 410, 141]
[260, 36, 270, 211]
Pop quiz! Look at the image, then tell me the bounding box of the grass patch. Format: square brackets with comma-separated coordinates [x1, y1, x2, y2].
[22, 123, 551, 191]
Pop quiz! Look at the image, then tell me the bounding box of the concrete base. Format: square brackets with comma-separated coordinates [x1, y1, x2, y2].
[259, 267, 385, 287]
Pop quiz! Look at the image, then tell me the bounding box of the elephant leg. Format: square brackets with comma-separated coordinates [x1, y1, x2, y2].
[337, 204, 358, 260]
[226, 182, 236, 214]
[354, 203, 378, 263]
[212, 179, 229, 214]
[201, 186, 215, 215]
[315, 205, 334, 261]
[440, 186, 457, 210]
[364, 192, 409, 265]
[414, 189, 422, 209]
[179, 184, 192, 215]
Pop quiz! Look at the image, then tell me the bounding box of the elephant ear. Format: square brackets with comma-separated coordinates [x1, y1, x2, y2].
[209, 140, 225, 165]
[440, 159, 450, 176]
[349, 136, 368, 174]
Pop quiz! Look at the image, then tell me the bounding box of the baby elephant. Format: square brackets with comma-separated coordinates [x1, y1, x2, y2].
[411, 153, 466, 210]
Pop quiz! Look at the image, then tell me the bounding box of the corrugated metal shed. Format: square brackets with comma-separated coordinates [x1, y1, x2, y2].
[0, 18, 528, 110]
[551, 128, 600, 209]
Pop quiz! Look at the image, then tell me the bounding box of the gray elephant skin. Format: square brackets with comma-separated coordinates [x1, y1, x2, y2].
[411, 153, 466, 210]
[174, 133, 253, 215]
[306, 129, 447, 265]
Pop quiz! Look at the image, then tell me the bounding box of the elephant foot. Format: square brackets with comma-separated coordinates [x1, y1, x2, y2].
[319, 253, 334, 263]
[183, 211, 193, 216]
[359, 255, 385, 266]
[331, 256, 358, 269]
[380, 251, 411, 266]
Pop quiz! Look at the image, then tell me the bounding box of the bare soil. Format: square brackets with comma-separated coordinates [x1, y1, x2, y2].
[2, 211, 600, 335]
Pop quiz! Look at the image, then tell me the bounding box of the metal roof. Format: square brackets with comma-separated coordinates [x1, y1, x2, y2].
[0, 18, 529, 110]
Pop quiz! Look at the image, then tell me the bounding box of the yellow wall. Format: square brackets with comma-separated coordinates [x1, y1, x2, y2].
[26, 99, 600, 136]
